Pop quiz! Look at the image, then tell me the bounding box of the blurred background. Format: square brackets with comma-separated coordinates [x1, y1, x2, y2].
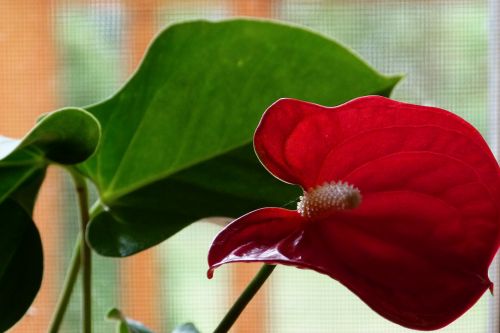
[1, 0, 498, 332]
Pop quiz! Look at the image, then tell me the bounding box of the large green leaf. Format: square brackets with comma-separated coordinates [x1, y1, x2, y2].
[0, 199, 43, 333]
[0, 108, 100, 331]
[81, 19, 400, 256]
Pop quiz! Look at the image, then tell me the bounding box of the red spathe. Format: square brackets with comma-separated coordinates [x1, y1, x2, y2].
[208, 96, 500, 330]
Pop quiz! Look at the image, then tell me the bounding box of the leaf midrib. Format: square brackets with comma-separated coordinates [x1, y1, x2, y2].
[0, 165, 44, 204]
[101, 138, 254, 203]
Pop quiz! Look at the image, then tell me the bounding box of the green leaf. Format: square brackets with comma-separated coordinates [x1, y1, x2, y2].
[0, 199, 43, 332]
[0, 108, 101, 206]
[0, 107, 100, 164]
[107, 308, 155, 333]
[81, 19, 400, 256]
[0, 107, 100, 330]
[172, 323, 200, 333]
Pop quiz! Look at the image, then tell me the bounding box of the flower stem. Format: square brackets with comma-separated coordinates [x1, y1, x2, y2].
[213, 264, 276, 333]
[47, 235, 81, 333]
[69, 169, 92, 333]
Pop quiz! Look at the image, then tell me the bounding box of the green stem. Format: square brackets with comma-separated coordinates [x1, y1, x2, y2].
[213, 264, 276, 333]
[47, 235, 82, 333]
[69, 169, 92, 333]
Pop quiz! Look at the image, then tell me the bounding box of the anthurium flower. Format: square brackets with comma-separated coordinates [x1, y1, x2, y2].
[208, 96, 500, 330]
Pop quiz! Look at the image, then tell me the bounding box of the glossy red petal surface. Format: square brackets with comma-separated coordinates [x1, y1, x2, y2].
[211, 96, 500, 330]
[208, 208, 304, 278]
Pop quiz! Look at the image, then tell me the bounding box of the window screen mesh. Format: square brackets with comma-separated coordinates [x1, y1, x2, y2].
[1, 1, 498, 332]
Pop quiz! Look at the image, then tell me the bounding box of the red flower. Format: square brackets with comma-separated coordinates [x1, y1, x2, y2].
[208, 96, 500, 330]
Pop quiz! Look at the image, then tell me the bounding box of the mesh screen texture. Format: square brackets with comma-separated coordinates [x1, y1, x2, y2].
[0, 1, 498, 332]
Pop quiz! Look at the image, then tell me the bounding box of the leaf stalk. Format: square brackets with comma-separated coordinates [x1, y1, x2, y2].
[69, 169, 92, 333]
[47, 235, 81, 333]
